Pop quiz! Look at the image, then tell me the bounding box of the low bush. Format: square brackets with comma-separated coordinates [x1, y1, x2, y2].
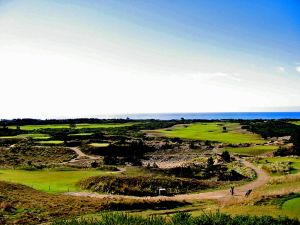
[78, 175, 219, 196]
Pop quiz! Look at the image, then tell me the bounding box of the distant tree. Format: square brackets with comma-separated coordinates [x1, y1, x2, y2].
[69, 123, 76, 129]
[223, 126, 227, 132]
[16, 125, 20, 130]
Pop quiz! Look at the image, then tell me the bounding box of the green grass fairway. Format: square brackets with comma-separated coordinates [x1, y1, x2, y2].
[155, 123, 265, 144]
[282, 197, 300, 214]
[258, 157, 300, 174]
[69, 133, 94, 136]
[0, 169, 107, 193]
[89, 143, 110, 147]
[37, 140, 64, 145]
[291, 121, 300, 126]
[8, 123, 137, 131]
[0, 133, 50, 140]
[224, 145, 278, 156]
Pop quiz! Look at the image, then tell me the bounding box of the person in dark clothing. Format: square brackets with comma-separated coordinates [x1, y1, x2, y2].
[230, 186, 234, 196]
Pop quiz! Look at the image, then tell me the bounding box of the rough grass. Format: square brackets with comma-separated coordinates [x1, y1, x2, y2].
[53, 211, 300, 225]
[258, 156, 300, 174]
[8, 123, 137, 130]
[0, 181, 186, 224]
[69, 133, 94, 136]
[224, 145, 278, 156]
[0, 169, 108, 193]
[154, 123, 265, 144]
[0, 146, 76, 168]
[78, 175, 220, 196]
[0, 133, 50, 140]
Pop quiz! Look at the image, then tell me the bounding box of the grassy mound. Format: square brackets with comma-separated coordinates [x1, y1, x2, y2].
[0, 145, 76, 168]
[78, 175, 219, 196]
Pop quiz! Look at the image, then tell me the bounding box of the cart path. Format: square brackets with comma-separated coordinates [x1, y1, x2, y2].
[66, 158, 269, 202]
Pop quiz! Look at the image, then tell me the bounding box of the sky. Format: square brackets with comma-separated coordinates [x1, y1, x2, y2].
[0, 0, 300, 119]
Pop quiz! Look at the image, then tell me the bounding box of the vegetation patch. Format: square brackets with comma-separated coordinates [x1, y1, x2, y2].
[258, 157, 300, 174]
[0, 133, 50, 140]
[78, 175, 220, 196]
[89, 143, 110, 147]
[0, 145, 76, 168]
[154, 123, 265, 144]
[224, 145, 278, 156]
[53, 211, 300, 225]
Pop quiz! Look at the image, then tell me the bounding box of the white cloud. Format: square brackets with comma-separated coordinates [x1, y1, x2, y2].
[277, 66, 285, 73]
[296, 66, 300, 73]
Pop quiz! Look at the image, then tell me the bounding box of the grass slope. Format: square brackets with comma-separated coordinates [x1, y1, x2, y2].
[0, 169, 106, 193]
[155, 123, 265, 144]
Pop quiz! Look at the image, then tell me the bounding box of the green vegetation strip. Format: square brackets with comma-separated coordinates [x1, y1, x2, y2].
[282, 197, 300, 215]
[224, 145, 278, 156]
[155, 123, 265, 144]
[37, 140, 64, 145]
[0, 169, 107, 193]
[8, 123, 137, 130]
[0, 133, 50, 140]
[89, 143, 110, 147]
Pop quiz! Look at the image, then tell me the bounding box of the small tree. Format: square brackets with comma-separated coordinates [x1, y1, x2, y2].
[223, 126, 227, 132]
[91, 161, 98, 168]
[69, 123, 76, 129]
[221, 151, 231, 162]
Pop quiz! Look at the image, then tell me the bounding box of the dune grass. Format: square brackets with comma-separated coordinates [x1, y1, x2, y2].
[224, 145, 278, 156]
[69, 133, 94, 136]
[8, 123, 137, 130]
[0, 133, 50, 140]
[0, 169, 107, 193]
[155, 123, 265, 144]
[258, 157, 300, 174]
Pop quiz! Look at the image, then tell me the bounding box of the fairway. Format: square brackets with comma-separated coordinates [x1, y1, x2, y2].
[224, 145, 278, 156]
[0, 169, 107, 193]
[37, 140, 64, 145]
[291, 121, 300, 126]
[0, 133, 50, 140]
[154, 123, 265, 144]
[8, 123, 137, 130]
[282, 197, 300, 214]
[89, 143, 110, 147]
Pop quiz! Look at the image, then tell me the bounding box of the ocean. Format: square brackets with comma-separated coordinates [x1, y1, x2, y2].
[98, 112, 300, 120]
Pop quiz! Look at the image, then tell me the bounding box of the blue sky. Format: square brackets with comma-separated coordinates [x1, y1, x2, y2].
[0, 0, 300, 118]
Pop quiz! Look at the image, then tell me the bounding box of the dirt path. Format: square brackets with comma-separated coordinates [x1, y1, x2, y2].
[66, 158, 269, 202]
[60, 147, 100, 164]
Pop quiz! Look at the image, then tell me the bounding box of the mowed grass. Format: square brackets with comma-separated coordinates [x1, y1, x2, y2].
[224, 145, 278, 156]
[37, 140, 64, 145]
[69, 133, 94, 136]
[155, 123, 265, 144]
[89, 143, 110, 147]
[282, 197, 300, 215]
[258, 157, 300, 174]
[0, 169, 107, 193]
[8, 123, 137, 130]
[290, 121, 300, 126]
[0, 133, 50, 140]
